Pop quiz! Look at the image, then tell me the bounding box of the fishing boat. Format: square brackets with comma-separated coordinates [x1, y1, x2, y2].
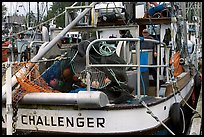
[2, 2, 202, 135]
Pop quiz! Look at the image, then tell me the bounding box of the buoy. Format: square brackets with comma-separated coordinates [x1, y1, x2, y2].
[73, 75, 79, 82]
[91, 81, 100, 88]
[63, 68, 71, 78]
[49, 79, 58, 87]
[169, 103, 184, 134]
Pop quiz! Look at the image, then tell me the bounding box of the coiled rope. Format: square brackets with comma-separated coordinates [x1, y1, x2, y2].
[92, 43, 116, 56]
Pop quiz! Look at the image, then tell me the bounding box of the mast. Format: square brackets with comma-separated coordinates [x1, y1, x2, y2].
[170, 2, 176, 81]
[46, 2, 48, 19]
[28, 2, 30, 28]
[181, 2, 188, 62]
[37, 2, 40, 24]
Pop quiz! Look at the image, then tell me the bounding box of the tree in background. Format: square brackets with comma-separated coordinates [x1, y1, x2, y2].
[41, 2, 96, 39]
[27, 11, 37, 27]
[42, 2, 75, 28]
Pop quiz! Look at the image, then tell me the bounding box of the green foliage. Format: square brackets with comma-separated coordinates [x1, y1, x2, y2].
[42, 2, 75, 28]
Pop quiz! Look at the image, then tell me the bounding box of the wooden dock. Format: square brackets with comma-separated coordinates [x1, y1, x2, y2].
[188, 83, 202, 135]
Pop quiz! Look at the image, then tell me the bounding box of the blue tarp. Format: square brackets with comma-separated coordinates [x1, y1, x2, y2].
[140, 51, 148, 72]
[41, 61, 62, 84]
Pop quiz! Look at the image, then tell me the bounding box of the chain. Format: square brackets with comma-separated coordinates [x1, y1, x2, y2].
[11, 88, 27, 134]
[10, 62, 60, 134]
[12, 104, 18, 134]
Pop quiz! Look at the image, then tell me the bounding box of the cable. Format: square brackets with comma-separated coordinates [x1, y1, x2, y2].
[178, 91, 201, 118]
[172, 81, 178, 102]
[140, 73, 146, 96]
[4, 8, 66, 40]
[140, 100, 175, 135]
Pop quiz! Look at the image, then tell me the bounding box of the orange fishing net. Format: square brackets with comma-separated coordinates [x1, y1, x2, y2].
[12, 62, 60, 105]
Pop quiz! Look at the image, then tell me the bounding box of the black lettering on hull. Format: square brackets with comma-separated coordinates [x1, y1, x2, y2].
[36, 116, 43, 125]
[19, 114, 105, 128]
[45, 116, 50, 126]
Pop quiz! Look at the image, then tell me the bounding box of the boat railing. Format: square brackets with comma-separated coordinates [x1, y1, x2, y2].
[65, 2, 98, 27]
[85, 38, 171, 97]
[65, 2, 127, 28]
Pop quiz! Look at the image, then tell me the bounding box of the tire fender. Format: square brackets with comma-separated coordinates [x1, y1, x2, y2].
[169, 103, 184, 134]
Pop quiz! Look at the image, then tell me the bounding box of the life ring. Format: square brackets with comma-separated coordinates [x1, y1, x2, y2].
[169, 103, 185, 134]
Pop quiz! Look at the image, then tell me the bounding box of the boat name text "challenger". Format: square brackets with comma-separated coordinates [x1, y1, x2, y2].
[2, 114, 105, 128]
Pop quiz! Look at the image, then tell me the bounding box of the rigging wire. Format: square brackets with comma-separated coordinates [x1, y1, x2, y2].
[139, 99, 176, 135]
[177, 90, 202, 118]
[3, 8, 66, 40]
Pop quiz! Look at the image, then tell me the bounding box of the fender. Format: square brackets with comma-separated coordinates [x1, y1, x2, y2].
[169, 103, 184, 134]
[194, 72, 201, 98]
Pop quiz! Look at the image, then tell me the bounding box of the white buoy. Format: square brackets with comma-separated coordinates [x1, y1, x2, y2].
[42, 26, 49, 42]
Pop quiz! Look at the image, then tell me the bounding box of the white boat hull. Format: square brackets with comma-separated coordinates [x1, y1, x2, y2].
[2, 78, 194, 134]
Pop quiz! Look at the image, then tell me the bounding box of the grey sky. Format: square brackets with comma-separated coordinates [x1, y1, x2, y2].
[3, 2, 53, 16]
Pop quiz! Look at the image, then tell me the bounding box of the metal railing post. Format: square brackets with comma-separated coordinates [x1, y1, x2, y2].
[136, 41, 141, 96]
[156, 44, 160, 97]
[6, 63, 13, 135]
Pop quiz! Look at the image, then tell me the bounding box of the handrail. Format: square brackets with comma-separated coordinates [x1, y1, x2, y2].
[85, 38, 169, 96]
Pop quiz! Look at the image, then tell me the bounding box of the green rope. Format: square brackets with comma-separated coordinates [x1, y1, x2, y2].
[92, 43, 116, 56]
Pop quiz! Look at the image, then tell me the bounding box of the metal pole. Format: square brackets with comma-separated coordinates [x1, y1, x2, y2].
[46, 2, 48, 18]
[6, 63, 13, 135]
[37, 2, 40, 24]
[65, 7, 68, 27]
[28, 2, 30, 27]
[200, 3, 202, 46]
[32, 2, 97, 62]
[170, 2, 176, 81]
[181, 2, 188, 62]
[2, 2, 98, 99]
[137, 41, 141, 96]
[166, 46, 170, 83]
[156, 44, 160, 97]
[65, 2, 78, 27]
